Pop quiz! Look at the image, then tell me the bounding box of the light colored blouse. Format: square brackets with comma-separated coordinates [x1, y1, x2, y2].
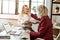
[18, 13, 30, 26]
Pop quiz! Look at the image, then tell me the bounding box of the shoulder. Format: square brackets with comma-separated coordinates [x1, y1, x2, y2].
[41, 16, 49, 22]
[18, 13, 22, 20]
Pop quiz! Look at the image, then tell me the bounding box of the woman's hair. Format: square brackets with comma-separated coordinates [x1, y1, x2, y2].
[37, 5, 48, 16]
[19, 5, 30, 16]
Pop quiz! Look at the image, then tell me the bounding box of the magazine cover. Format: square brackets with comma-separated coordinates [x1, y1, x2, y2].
[0, 0, 60, 40]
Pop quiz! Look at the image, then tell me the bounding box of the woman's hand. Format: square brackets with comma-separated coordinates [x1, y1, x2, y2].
[26, 30, 31, 34]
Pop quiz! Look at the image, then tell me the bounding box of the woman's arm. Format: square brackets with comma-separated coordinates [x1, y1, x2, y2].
[31, 14, 41, 21]
[30, 19, 48, 38]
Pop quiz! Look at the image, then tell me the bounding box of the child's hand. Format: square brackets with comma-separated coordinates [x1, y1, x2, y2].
[26, 30, 31, 34]
[24, 21, 32, 26]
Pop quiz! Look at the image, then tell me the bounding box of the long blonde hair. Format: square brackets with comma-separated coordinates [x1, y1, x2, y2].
[19, 5, 30, 16]
[38, 5, 48, 16]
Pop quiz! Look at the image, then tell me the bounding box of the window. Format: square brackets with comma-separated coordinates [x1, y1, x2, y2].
[0, 0, 45, 15]
[31, 0, 45, 15]
[0, 0, 16, 14]
[18, 0, 45, 14]
[8, 0, 16, 14]
[0, 0, 1, 13]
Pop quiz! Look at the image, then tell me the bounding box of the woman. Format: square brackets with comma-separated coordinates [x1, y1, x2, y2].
[26, 5, 53, 40]
[18, 5, 32, 30]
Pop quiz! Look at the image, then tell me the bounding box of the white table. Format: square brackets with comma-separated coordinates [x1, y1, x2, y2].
[0, 27, 30, 40]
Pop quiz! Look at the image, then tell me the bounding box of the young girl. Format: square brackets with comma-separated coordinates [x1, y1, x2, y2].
[18, 5, 33, 31]
[26, 5, 53, 40]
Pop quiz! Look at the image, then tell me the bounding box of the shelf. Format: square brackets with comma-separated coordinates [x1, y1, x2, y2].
[52, 14, 60, 15]
[52, 2, 60, 4]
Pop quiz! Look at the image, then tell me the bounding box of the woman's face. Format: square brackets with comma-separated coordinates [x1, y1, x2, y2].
[37, 7, 42, 16]
[23, 6, 29, 14]
[38, 6, 43, 13]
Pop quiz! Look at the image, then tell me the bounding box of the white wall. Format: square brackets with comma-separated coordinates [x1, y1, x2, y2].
[0, 14, 18, 27]
[0, 14, 18, 19]
[45, 0, 52, 18]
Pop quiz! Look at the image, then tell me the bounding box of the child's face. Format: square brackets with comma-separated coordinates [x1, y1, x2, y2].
[23, 6, 29, 14]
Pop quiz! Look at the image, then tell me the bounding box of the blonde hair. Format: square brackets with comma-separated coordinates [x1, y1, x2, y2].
[19, 5, 30, 16]
[38, 5, 48, 16]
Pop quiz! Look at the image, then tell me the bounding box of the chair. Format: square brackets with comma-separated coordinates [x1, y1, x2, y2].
[36, 38, 44, 40]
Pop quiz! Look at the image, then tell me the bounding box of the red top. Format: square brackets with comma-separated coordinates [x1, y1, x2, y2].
[30, 14, 53, 40]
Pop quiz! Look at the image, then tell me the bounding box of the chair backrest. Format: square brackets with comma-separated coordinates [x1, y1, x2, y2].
[36, 38, 44, 40]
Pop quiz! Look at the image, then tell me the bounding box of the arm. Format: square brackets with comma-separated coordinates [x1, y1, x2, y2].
[31, 14, 41, 21]
[30, 19, 48, 38]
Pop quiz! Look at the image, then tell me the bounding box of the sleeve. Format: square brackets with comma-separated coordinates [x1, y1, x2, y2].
[31, 14, 41, 21]
[30, 19, 48, 38]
